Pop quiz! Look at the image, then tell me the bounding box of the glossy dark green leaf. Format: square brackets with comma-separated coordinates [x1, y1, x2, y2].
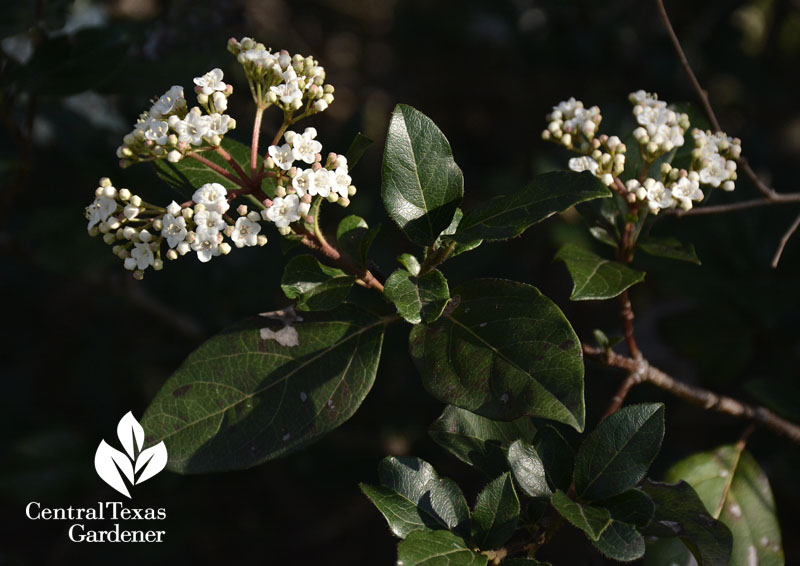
[281, 255, 355, 311]
[385, 268, 450, 324]
[453, 171, 610, 243]
[665, 446, 784, 566]
[591, 519, 646, 562]
[409, 279, 585, 430]
[141, 306, 385, 473]
[471, 473, 520, 549]
[602, 488, 654, 528]
[641, 479, 732, 566]
[550, 490, 611, 541]
[336, 215, 378, 266]
[398, 253, 422, 276]
[555, 244, 645, 301]
[574, 403, 665, 501]
[155, 137, 259, 198]
[361, 456, 470, 539]
[381, 104, 464, 247]
[638, 237, 701, 265]
[428, 405, 537, 476]
[344, 132, 373, 168]
[533, 425, 576, 492]
[506, 440, 551, 499]
[502, 560, 551, 566]
[396, 530, 488, 566]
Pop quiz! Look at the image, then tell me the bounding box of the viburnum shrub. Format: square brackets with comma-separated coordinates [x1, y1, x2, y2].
[84, 18, 798, 566]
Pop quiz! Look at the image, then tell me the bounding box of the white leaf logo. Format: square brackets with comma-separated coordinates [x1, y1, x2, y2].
[94, 411, 168, 498]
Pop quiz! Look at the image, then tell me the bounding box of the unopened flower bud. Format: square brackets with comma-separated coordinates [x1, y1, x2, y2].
[103, 233, 116, 245]
[257, 235, 268, 246]
[133, 270, 144, 280]
[166, 249, 179, 260]
[219, 242, 232, 255]
[153, 259, 164, 271]
[167, 150, 182, 163]
[124, 257, 136, 270]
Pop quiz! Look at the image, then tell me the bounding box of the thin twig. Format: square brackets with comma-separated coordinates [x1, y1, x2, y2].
[667, 195, 800, 216]
[187, 153, 249, 188]
[583, 344, 800, 444]
[214, 145, 251, 185]
[617, 290, 641, 360]
[251, 106, 265, 176]
[602, 370, 645, 420]
[771, 212, 800, 268]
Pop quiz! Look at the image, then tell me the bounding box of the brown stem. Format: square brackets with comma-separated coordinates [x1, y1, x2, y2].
[251, 106, 264, 176]
[667, 195, 800, 216]
[296, 225, 385, 293]
[602, 370, 645, 420]
[214, 145, 251, 185]
[617, 290, 641, 360]
[583, 344, 800, 444]
[771, 212, 800, 268]
[187, 153, 249, 188]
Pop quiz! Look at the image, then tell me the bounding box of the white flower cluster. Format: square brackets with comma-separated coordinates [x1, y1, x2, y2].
[691, 129, 741, 191]
[629, 90, 690, 156]
[543, 90, 742, 214]
[116, 70, 236, 167]
[227, 37, 334, 113]
[86, 178, 269, 278]
[262, 127, 356, 233]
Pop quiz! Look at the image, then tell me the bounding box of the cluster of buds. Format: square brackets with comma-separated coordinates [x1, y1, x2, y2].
[567, 133, 627, 187]
[116, 70, 236, 167]
[543, 90, 742, 214]
[542, 97, 603, 153]
[86, 179, 271, 278]
[630, 90, 689, 157]
[691, 129, 741, 191]
[227, 37, 334, 113]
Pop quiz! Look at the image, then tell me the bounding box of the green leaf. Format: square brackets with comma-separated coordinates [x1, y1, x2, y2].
[398, 253, 422, 276]
[155, 137, 258, 198]
[336, 215, 378, 266]
[360, 456, 470, 539]
[428, 406, 537, 477]
[281, 255, 355, 311]
[141, 305, 385, 473]
[637, 237, 701, 265]
[344, 131, 373, 168]
[385, 268, 450, 324]
[532, 425, 576, 492]
[453, 171, 610, 243]
[602, 488, 654, 528]
[396, 530, 488, 566]
[664, 446, 784, 566]
[381, 104, 464, 247]
[437, 208, 483, 258]
[641, 479, 732, 566]
[506, 440, 551, 499]
[574, 403, 665, 501]
[409, 279, 585, 430]
[554, 244, 646, 301]
[471, 473, 520, 549]
[591, 519, 646, 562]
[550, 490, 611, 541]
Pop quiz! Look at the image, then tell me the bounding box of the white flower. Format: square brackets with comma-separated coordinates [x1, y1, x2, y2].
[172, 108, 210, 146]
[193, 68, 227, 95]
[698, 154, 728, 188]
[629, 90, 666, 111]
[307, 168, 332, 197]
[123, 204, 140, 220]
[191, 227, 221, 262]
[161, 214, 187, 248]
[166, 200, 181, 217]
[231, 216, 261, 248]
[135, 117, 169, 145]
[291, 127, 322, 164]
[332, 166, 351, 198]
[192, 183, 229, 213]
[671, 176, 704, 210]
[643, 178, 674, 214]
[244, 48, 276, 67]
[149, 86, 184, 119]
[568, 156, 600, 175]
[193, 209, 226, 232]
[292, 168, 314, 196]
[263, 194, 308, 228]
[271, 81, 302, 105]
[206, 113, 234, 136]
[86, 196, 117, 230]
[268, 143, 295, 170]
[130, 242, 154, 269]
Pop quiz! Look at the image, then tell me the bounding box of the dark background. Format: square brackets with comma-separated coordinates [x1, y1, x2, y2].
[2, 0, 799, 564]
